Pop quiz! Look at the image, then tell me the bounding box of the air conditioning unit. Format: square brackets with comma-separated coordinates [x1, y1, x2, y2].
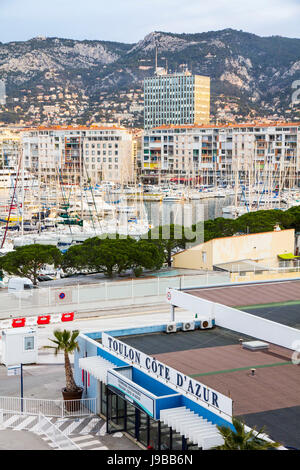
[199, 319, 213, 330]
[166, 322, 177, 334]
[182, 321, 195, 331]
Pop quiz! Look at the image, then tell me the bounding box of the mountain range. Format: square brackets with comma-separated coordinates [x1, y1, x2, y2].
[0, 29, 299, 125]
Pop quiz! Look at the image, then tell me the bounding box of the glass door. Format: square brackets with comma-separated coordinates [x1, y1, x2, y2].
[126, 402, 137, 438]
[107, 391, 126, 433]
[137, 410, 149, 447]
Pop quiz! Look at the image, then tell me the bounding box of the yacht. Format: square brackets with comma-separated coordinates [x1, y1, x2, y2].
[0, 168, 38, 189]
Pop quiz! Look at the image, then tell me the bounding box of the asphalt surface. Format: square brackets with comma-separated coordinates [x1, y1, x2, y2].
[119, 327, 254, 355]
[239, 406, 300, 450]
[241, 303, 300, 329]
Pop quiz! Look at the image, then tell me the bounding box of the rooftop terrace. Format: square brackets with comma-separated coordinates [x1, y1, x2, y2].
[119, 296, 300, 449]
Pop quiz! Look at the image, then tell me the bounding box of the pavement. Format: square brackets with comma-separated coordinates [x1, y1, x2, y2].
[0, 413, 140, 450]
[0, 305, 192, 451]
[0, 429, 52, 450]
[33, 267, 210, 288]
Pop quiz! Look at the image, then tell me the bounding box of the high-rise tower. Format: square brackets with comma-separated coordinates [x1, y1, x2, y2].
[144, 64, 210, 130]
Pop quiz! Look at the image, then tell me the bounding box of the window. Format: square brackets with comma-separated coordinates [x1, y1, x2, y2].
[24, 336, 34, 351]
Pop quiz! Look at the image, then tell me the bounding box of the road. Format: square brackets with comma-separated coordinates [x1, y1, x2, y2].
[0, 302, 191, 400]
[0, 302, 190, 361]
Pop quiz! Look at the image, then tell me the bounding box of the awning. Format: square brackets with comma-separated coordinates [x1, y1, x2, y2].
[278, 253, 300, 260]
[214, 259, 270, 273]
[79, 356, 115, 383]
[160, 406, 224, 450]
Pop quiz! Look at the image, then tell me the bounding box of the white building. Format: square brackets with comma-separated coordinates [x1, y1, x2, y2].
[21, 126, 135, 184]
[141, 122, 300, 186]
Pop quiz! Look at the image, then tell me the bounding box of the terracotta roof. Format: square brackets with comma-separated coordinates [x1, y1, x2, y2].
[21, 125, 128, 132]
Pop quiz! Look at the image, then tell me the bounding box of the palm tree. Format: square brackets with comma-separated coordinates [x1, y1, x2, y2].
[44, 329, 80, 393]
[213, 417, 281, 450]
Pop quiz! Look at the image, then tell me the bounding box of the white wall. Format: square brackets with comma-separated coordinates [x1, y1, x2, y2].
[166, 288, 300, 351]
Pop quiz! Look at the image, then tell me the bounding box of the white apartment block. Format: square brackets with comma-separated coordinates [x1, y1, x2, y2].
[21, 126, 135, 184]
[142, 123, 300, 186]
[0, 128, 20, 169]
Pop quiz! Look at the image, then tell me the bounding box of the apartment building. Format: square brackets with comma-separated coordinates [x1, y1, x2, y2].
[141, 122, 300, 185]
[21, 126, 135, 184]
[0, 128, 20, 169]
[144, 69, 210, 130]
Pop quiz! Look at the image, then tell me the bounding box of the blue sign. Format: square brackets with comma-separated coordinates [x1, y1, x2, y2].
[107, 369, 155, 418]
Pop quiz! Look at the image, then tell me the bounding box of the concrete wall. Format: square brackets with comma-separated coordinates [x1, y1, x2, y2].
[173, 229, 295, 270]
[173, 240, 213, 270]
[166, 288, 300, 351]
[212, 229, 295, 267]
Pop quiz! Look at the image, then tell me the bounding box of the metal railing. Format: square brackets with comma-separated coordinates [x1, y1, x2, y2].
[38, 413, 81, 450]
[0, 396, 97, 418]
[0, 271, 230, 318]
[1, 265, 299, 319]
[0, 410, 81, 450]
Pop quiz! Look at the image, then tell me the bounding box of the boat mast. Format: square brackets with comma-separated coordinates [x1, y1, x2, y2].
[21, 145, 24, 236]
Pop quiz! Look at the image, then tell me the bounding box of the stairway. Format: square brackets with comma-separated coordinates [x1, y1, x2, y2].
[160, 406, 224, 450]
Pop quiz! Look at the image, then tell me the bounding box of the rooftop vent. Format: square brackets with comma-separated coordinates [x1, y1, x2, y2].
[242, 341, 269, 351]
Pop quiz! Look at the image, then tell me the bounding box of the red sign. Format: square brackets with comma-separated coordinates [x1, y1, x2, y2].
[12, 318, 26, 328]
[37, 315, 51, 325]
[61, 312, 74, 322]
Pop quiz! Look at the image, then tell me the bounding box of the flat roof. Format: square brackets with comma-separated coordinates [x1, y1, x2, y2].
[119, 317, 300, 448]
[184, 280, 300, 307]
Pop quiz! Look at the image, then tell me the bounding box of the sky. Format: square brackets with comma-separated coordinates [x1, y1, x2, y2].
[1, 0, 300, 44]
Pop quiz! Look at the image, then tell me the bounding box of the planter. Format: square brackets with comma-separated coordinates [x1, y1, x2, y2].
[62, 387, 83, 412]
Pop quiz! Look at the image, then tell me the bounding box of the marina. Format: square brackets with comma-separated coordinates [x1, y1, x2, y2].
[1, 175, 300, 254]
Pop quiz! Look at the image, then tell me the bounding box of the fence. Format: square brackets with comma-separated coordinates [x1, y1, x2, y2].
[0, 410, 81, 450]
[38, 413, 81, 450]
[231, 265, 300, 283]
[0, 271, 230, 318]
[1, 266, 298, 320]
[0, 396, 97, 418]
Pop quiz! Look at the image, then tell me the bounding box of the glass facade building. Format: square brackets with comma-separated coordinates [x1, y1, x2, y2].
[144, 72, 210, 130]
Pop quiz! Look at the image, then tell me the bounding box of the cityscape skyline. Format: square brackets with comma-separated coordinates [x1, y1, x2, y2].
[1, 0, 300, 44]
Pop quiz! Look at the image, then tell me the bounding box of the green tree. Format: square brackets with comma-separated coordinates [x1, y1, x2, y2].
[285, 206, 300, 232]
[44, 329, 80, 393]
[61, 243, 89, 274]
[113, 237, 137, 275]
[203, 217, 237, 241]
[235, 209, 293, 234]
[145, 224, 190, 267]
[131, 240, 165, 276]
[62, 236, 166, 278]
[214, 417, 281, 450]
[90, 238, 126, 277]
[0, 244, 62, 285]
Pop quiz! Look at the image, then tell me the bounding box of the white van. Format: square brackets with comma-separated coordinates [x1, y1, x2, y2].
[8, 277, 35, 292]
